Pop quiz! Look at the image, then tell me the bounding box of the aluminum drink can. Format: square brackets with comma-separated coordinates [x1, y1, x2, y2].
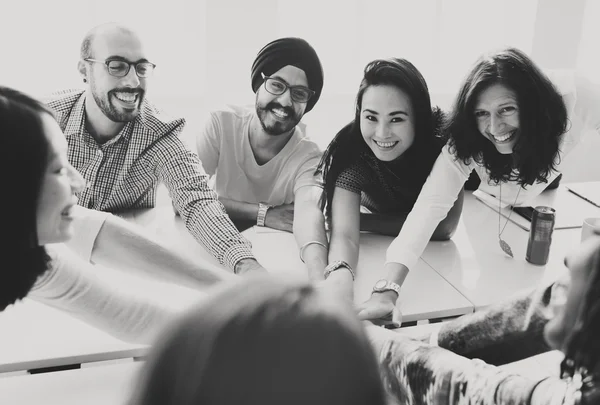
[526, 206, 556, 265]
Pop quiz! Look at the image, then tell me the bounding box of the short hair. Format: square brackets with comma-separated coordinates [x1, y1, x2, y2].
[0, 86, 53, 310]
[317, 58, 445, 216]
[446, 47, 568, 186]
[80, 31, 94, 59]
[560, 237, 600, 404]
[80, 23, 137, 60]
[130, 275, 387, 405]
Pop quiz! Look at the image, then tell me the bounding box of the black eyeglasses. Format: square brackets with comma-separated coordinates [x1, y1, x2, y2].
[84, 58, 156, 78]
[261, 74, 314, 103]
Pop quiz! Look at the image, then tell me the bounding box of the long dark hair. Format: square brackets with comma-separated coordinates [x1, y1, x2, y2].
[446, 48, 568, 186]
[560, 238, 600, 404]
[0, 86, 53, 311]
[316, 58, 444, 216]
[131, 275, 386, 405]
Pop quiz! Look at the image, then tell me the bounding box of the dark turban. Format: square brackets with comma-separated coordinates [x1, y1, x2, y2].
[251, 37, 323, 113]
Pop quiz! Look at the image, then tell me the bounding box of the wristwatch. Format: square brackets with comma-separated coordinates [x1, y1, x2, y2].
[323, 260, 355, 280]
[256, 203, 273, 227]
[372, 279, 401, 296]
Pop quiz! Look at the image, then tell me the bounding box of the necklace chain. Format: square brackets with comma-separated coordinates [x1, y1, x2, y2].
[498, 182, 522, 257]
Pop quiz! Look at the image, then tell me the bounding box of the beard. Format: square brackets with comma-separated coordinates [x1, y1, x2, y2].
[255, 100, 301, 136]
[91, 81, 144, 123]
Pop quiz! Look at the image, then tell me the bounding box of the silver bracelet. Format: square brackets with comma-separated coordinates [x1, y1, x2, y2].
[299, 241, 328, 263]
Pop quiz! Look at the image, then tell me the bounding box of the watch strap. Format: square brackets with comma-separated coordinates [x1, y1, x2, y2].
[324, 260, 355, 280]
[256, 203, 271, 227]
[372, 280, 401, 296]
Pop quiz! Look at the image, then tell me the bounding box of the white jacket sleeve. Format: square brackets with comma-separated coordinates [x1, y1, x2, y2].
[30, 244, 177, 344]
[385, 145, 471, 270]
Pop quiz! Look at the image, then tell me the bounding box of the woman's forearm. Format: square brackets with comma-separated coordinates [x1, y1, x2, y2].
[92, 215, 234, 289]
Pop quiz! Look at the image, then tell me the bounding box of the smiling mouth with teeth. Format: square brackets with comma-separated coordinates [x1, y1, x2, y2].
[114, 92, 139, 104]
[374, 140, 399, 149]
[270, 108, 290, 120]
[490, 130, 516, 143]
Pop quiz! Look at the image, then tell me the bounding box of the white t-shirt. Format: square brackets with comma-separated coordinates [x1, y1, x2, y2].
[386, 72, 600, 269]
[196, 105, 323, 205]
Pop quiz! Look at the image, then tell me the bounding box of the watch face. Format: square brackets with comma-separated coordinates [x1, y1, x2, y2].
[374, 279, 387, 290]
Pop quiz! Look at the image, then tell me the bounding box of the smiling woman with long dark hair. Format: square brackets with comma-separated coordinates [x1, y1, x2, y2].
[316, 58, 463, 315]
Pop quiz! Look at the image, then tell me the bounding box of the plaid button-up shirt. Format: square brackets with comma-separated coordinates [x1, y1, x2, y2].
[47, 89, 253, 270]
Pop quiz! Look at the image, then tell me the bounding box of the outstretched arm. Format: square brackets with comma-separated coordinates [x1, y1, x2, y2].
[91, 213, 235, 290]
[293, 185, 328, 281]
[366, 324, 568, 405]
[320, 187, 361, 302]
[30, 245, 185, 344]
[413, 281, 556, 365]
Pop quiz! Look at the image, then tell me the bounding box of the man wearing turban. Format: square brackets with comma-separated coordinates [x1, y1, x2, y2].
[195, 37, 329, 282]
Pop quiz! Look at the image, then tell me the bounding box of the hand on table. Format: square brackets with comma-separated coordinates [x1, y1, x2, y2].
[264, 203, 294, 233]
[356, 291, 402, 329]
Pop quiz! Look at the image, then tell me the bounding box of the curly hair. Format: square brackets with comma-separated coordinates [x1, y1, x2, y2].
[446, 48, 568, 186]
[560, 240, 600, 404]
[0, 86, 53, 311]
[316, 58, 445, 216]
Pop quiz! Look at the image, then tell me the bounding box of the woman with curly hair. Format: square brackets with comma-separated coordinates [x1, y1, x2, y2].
[358, 47, 600, 326]
[316, 58, 463, 308]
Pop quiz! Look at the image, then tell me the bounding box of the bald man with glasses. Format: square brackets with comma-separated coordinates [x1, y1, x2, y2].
[46, 23, 267, 276]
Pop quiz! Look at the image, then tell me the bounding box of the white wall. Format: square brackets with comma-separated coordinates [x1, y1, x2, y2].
[1, 0, 598, 181]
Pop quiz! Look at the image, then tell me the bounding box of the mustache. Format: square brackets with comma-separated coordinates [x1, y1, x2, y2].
[264, 102, 295, 119]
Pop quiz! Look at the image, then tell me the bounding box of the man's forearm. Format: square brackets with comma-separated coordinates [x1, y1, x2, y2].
[219, 196, 260, 222]
[92, 215, 235, 288]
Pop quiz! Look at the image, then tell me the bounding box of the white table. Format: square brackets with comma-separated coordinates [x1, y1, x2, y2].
[421, 187, 597, 309]
[0, 298, 147, 374]
[244, 227, 474, 322]
[0, 361, 142, 405]
[0, 206, 472, 374]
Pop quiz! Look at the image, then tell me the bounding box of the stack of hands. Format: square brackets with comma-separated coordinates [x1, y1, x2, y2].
[317, 273, 402, 329]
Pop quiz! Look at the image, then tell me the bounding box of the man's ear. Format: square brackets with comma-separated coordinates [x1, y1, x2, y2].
[77, 60, 87, 83]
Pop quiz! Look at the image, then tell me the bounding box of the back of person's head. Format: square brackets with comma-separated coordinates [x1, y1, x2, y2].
[317, 58, 442, 215]
[446, 47, 568, 186]
[0, 86, 53, 310]
[559, 234, 600, 404]
[130, 275, 386, 405]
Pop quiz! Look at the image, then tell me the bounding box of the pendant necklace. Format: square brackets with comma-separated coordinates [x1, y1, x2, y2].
[498, 182, 522, 257]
